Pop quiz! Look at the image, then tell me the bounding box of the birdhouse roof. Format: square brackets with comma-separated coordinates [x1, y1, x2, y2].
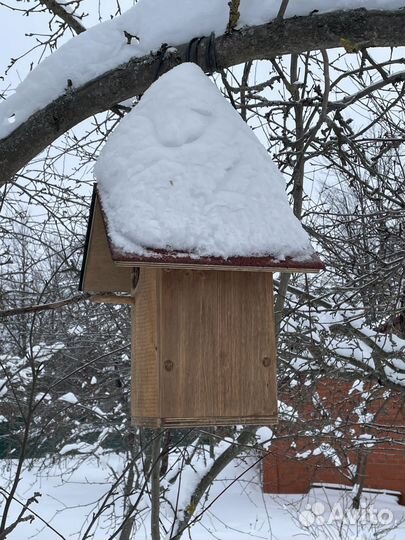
[80, 64, 323, 293]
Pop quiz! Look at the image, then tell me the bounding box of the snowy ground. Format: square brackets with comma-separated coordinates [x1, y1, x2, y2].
[1, 454, 404, 540]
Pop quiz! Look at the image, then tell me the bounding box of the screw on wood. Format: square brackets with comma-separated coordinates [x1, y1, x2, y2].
[164, 360, 174, 372]
[262, 357, 272, 367]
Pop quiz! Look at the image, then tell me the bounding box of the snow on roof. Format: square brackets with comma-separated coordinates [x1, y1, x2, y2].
[95, 63, 316, 261]
[1, 0, 403, 139]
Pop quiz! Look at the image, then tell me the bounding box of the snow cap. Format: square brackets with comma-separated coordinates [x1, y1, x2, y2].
[95, 63, 316, 262]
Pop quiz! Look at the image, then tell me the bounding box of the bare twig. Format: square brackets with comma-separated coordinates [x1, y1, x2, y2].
[0, 489, 65, 540]
[171, 428, 256, 539]
[40, 0, 86, 34]
[276, 0, 290, 22]
[151, 432, 162, 540]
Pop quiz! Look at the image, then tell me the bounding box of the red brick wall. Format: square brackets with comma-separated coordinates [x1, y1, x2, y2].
[263, 379, 405, 505]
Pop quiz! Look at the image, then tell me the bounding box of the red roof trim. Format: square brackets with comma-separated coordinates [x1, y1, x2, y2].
[110, 246, 324, 271]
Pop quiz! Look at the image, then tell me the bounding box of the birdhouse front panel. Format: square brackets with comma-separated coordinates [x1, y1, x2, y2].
[131, 267, 278, 428]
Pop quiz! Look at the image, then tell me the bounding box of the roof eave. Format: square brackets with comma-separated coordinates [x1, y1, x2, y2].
[97, 186, 324, 273]
[110, 246, 324, 274]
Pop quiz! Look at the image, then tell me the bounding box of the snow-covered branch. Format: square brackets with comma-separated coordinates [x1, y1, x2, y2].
[1, 8, 405, 187]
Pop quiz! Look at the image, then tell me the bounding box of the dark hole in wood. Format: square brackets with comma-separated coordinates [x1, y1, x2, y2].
[164, 359, 174, 372]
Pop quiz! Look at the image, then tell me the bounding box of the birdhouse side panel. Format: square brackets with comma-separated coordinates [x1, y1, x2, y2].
[131, 268, 161, 424]
[81, 196, 131, 293]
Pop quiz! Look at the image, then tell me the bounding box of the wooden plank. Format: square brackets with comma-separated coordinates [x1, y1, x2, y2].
[133, 415, 278, 428]
[107, 240, 324, 273]
[90, 294, 134, 305]
[115, 259, 320, 274]
[131, 417, 162, 428]
[131, 268, 160, 420]
[81, 196, 132, 293]
[159, 270, 278, 422]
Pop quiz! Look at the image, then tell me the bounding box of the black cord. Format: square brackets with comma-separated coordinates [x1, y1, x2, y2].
[186, 37, 199, 62]
[154, 42, 170, 81]
[154, 33, 219, 82]
[186, 37, 204, 64]
[186, 32, 219, 72]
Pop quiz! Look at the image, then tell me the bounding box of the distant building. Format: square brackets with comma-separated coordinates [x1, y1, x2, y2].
[263, 378, 405, 506]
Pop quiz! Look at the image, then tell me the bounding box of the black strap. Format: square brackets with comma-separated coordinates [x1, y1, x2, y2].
[154, 33, 219, 82]
[154, 43, 170, 81]
[186, 33, 219, 72]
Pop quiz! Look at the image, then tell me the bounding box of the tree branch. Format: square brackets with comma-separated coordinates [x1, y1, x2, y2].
[40, 0, 86, 35]
[1, 8, 405, 186]
[171, 428, 256, 539]
[329, 68, 405, 111]
[276, 0, 290, 22]
[0, 293, 90, 318]
[150, 431, 162, 540]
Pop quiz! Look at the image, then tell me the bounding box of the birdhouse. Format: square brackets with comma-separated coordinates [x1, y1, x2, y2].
[80, 63, 323, 428]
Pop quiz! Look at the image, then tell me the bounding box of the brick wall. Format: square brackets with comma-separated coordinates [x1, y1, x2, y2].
[263, 378, 405, 505]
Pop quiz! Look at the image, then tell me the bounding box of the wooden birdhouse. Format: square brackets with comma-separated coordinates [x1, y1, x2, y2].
[80, 63, 323, 428]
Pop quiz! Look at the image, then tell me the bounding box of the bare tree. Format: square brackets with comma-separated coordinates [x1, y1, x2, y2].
[1, 1, 405, 539]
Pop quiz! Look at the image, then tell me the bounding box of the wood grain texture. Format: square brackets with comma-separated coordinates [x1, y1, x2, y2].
[115, 258, 321, 274]
[81, 197, 131, 293]
[131, 268, 160, 420]
[131, 268, 278, 427]
[159, 270, 278, 424]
